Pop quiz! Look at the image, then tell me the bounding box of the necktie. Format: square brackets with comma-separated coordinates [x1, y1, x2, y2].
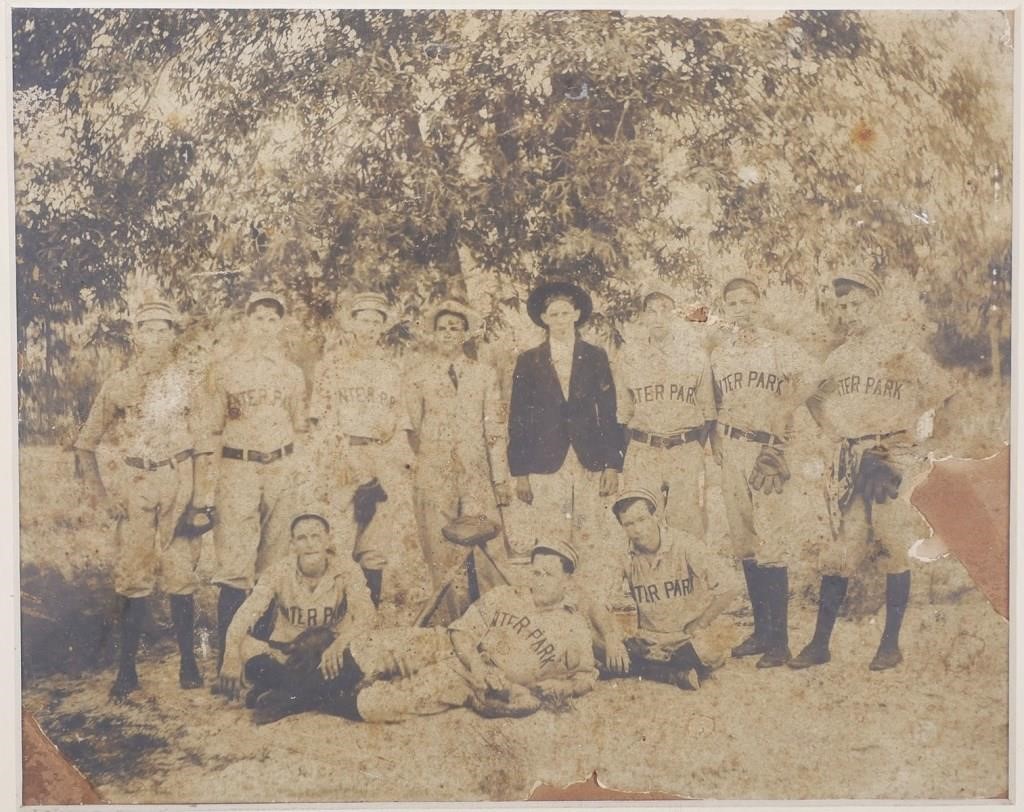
[448, 363, 459, 391]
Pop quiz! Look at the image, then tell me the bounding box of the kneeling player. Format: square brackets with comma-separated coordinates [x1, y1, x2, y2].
[282, 540, 597, 723]
[215, 507, 375, 711]
[603, 489, 739, 690]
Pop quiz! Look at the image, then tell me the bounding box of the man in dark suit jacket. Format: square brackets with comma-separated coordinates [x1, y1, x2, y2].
[507, 279, 625, 606]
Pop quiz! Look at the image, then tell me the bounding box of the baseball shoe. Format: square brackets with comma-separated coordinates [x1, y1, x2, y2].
[788, 643, 831, 669]
[731, 634, 770, 658]
[869, 646, 903, 671]
[109, 668, 140, 704]
[252, 690, 308, 725]
[755, 646, 792, 668]
[179, 657, 204, 689]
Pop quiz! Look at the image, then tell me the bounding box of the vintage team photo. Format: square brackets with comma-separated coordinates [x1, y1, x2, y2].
[14, 7, 1011, 804]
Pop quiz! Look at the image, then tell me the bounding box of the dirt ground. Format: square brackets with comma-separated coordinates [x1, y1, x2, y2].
[19, 446, 1009, 802]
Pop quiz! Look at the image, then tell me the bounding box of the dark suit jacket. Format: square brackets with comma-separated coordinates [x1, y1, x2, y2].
[507, 338, 624, 477]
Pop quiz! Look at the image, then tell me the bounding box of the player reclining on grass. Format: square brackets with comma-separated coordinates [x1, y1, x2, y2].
[245, 539, 597, 724]
[215, 507, 376, 707]
[594, 489, 740, 690]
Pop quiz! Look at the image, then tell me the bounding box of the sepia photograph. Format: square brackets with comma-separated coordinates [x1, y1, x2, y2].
[11, 5, 1013, 805]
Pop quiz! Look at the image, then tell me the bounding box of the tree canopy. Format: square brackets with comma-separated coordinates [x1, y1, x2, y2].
[13, 9, 1012, 439]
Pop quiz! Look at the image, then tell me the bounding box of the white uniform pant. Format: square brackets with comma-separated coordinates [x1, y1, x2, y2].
[819, 448, 930, 577]
[719, 434, 806, 566]
[107, 460, 198, 598]
[622, 439, 705, 537]
[212, 453, 297, 591]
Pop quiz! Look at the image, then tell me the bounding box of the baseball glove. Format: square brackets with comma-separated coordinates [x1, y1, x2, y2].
[352, 478, 388, 529]
[442, 515, 501, 547]
[748, 445, 791, 495]
[175, 504, 216, 539]
[467, 683, 542, 719]
[278, 625, 337, 677]
[856, 446, 902, 504]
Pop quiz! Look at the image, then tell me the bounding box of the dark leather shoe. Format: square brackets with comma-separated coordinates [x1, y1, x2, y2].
[788, 643, 831, 669]
[731, 634, 770, 658]
[179, 657, 204, 689]
[755, 646, 792, 668]
[869, 647, 903, 671]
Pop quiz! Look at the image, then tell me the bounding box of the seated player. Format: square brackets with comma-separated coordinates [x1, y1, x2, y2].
[259, 539, 597, 723]
[600, 489, 739, 690]
[215, 506, 375, 709]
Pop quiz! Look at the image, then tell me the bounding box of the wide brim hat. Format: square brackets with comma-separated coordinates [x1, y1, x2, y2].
[423, 298, 482, 335]
[526, 279, 593, 328]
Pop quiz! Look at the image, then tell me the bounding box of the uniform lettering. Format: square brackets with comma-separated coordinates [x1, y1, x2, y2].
[838, 374, 903, 401]
[489, 610, 564, 669]
[226, 387, 290, 418]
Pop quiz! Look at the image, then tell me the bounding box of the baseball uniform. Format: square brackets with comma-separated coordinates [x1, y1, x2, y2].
[348, 584, 596, 722]
[309, 343, 415, 573]
[815, 327, 958, 577]
[405, 351, 509, 621]
[199, 344, 308, 590]
[75, 358, 200, 599]
[710, 326, 823, 565]
[616, 322, 715, 537]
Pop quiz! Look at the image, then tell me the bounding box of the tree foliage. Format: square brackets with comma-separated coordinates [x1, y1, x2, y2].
[13, 9, 1012, 439]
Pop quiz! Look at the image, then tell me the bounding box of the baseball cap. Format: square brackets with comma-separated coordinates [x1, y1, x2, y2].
[134, 300, 180, 326]
[833, 268, 882, 296]
[531, 538, 580, 573]
[246, 290, 287, 316]
[349, 292, 391, 321]
[290, 509, 331, 534]
[611, 488, 661, 517]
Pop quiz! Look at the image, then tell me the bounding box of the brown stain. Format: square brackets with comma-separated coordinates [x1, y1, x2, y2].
[21, 710, 103, 805]
[911, 447, 1010, 618]
[530, 772, 684, 801]
[850, 118, 877, 149]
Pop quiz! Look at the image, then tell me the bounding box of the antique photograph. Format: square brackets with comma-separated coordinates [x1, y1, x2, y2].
[13, 6, 1013, 805]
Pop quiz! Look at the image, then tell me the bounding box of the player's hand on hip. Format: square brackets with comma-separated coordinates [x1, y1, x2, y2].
[319, 637, 347, 680]
[604, 639, 630, 675]
[599, 469, 619, 497]
[515, 475, 533, 505]
[494, 480, 513, 507]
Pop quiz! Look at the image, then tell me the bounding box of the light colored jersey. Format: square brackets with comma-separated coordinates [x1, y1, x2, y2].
[624, 526, 720, 646]
[616, 327, 714, 434]
[710, 327, 820, 434]
[310, 346, 411, 442]
[819, 327, 958, 439]
[243, 553, 374, 644]
[199, 347, 307, 453]
[448, 584, 596, 686]
[74, 359, 197, 459]
[404, 353, 508, 481]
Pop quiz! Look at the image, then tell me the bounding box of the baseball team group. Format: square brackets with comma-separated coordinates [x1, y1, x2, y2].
[72, 267, 958, 724]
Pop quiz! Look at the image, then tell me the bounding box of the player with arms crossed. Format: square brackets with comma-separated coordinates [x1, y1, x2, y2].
[74, 300, 208, 701]
[193, 291, 309, 676]
[615, 290, 715, 537]
[709, 278, 823, 668]
[791, 267, 958, 671]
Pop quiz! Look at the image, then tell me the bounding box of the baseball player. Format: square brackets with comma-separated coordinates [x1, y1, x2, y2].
[215, 506, 375, 716]
[193, 291, 309, 675]
[404, 299, 512, 624]
[309, 292, 415, 607]
[600, 489, 739, 689]
[74, 299, 207, 701]
[615, 290, 715, 537]
[299, 539, 596, 723]
[790, 267, 958, 671]
[708, 277, 823, 668]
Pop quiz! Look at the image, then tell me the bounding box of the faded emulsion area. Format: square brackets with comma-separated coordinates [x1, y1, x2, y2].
[14, 8, 1011, 804]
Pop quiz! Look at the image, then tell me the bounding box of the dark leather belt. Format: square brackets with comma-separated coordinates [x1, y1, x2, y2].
[348, 436, 384, 446]
[222, 443, 294, 464]
[847, 429, 907, 445]
[125, 448, 193, 471]
[718, 423, 785, 447]
[628, 427, 704, 449]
